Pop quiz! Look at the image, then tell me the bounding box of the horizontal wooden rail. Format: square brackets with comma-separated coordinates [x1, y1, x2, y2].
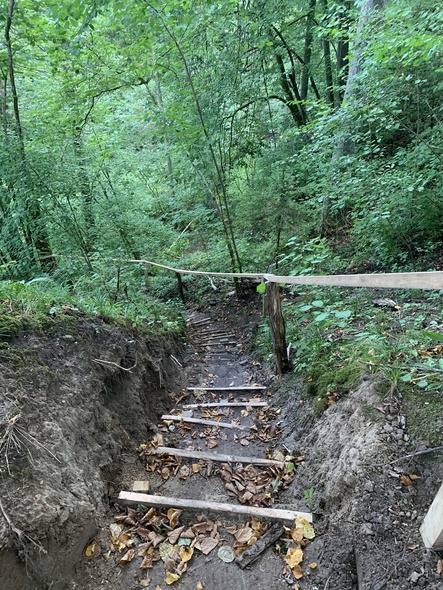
[130, 258, 443, 291]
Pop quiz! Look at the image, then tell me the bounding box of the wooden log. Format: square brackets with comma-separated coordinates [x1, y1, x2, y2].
[150, 446, 285, 467]
[182, 401, 267, 409]
[235, 523, 284, 569]
[420, 481, 443, 549]
[161, 415, 249, 430]
[117, 492, 312, 523]
[187, 386, 267, 392]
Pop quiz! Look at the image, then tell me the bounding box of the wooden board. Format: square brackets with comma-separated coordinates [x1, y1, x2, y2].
[182, 401, 267, 409]
[420, 481, 443, 549]
[131, 259, 443, 290]
[161, 414, 249, 430]
[117, 492, 312, 523]
[187, 386, 267, 392]
[150, 446, 285, 467]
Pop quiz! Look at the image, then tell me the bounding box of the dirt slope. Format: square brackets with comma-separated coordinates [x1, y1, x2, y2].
[0, 318, 183, 589]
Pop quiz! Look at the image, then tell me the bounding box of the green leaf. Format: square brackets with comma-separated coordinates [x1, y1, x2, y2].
[314, 312, 329, 322]
[417, 380, 428, 388]
[421, 331, 443, 341]
[312, 300, 324, 308]
[335, 310, 352, 319]
[401, 373, 412, 382]
[256, 283, 266, 294]
[286, 462, 295, 473]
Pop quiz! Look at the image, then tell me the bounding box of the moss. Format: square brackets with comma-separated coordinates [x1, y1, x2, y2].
[402, 385, 443, 446]
[306, 361, 363, 416]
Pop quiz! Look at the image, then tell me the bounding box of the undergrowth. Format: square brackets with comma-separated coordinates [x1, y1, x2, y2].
[255, 284, 443, 445]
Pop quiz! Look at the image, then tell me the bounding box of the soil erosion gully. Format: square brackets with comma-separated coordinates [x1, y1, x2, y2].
[115, 309, 313, 588]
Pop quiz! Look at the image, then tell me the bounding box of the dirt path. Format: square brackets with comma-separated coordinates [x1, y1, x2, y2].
[78, 306, 312, 589]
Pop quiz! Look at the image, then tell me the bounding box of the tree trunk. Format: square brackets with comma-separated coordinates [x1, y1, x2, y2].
[5, 0, 54, 270]
[321, 0, 385, 235]
[301, 0, 317, 101]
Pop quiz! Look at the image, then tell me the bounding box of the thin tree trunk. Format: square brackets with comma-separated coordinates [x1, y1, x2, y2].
[5, 0, 54, 269]
[321, 0, 385, 235]
[301, 0, 317, 101]
[320, 0, 334, 106]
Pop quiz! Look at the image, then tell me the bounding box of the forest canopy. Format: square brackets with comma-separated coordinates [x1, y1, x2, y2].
[0, 0, 442, 285]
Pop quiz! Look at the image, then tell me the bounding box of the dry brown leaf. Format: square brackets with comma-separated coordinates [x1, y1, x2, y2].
[118, 548, 135, 565]
[292, 565, 303, 580]
[192, 463, 202, 473]
[140, 549, 154, 569]
[180, 546, 194, 563]
[195, 537, 219, 555]
[168, 526, 185, 544]
[207, 438, 218, 448]
[437, 559, 443, 575]
[165, 572, 180, 585]
[192, 521, 214, 534]
[167, 508, 182, 528]
[196, 582, 204, 590]
[140, 578, 150, 588]
[285, 548, 303, 568]
[83, 540, 99, 558]
[241, 410, 249, 417]
[295, 517, 315, 540]
[234, 527, 254, 544]
[138, 542, 152, 558]
[309, 562, 317, 569]
[291, 528, 304, 543]
[149, 531, 166, 547]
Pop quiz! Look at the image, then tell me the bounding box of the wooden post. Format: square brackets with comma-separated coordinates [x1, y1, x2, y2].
[266, 282, 291, 375]
[420, 481, 443, 549]
[176, 272, 185, 303]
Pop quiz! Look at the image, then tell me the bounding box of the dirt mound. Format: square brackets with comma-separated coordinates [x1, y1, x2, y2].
[0, 319, 183, 590]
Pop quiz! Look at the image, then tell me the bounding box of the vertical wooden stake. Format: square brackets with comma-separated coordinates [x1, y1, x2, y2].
[420, 481, 443, 550]
[266, 282, 291, 375]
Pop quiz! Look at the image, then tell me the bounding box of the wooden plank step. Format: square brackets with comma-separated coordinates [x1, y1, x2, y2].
[182, 401, 267, 409]
[117, 492, 312, 523]
[150, 446, 284, 467]
[161, 415, 249, 430]
[187, 386, 267, 392]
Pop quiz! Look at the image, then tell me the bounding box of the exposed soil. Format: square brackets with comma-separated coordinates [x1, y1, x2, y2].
[1, 294, 443, 589]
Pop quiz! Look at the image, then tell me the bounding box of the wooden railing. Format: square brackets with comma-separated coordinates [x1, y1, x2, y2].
[130, 259, 443, 374]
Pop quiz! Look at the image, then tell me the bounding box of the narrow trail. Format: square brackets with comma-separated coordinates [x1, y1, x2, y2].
[95, 306, 311, 589]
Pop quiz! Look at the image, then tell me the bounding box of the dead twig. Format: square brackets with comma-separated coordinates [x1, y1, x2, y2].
[93, 358, 137, 372]
[0, 499, 47, 554]
[387, 445, 443, 466]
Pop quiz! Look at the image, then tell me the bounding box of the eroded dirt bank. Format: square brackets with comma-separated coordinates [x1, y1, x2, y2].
[1, 298, 443, 590]
[0, 318, 183, 589]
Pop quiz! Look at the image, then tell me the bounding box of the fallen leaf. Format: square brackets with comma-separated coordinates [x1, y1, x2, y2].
[285, 548, 303, 568]
[118, 548, 135, 565]
[168, 526, 185, 544]
[165, 572, 180, 585]
[180, 546, 194, 563]
[437, 559, 443, 575]
[195, 536, 219, 555]
[140, 578, 150, 588]
[207, 438, 218, 448]
[159, 542, 176, 562]
[292, 565, 303, 580]
[167, 508, 182, 528]
[291, 528, 304, 543]
[192, 463, 202, 473]
[196, 582, 204, 590]
[309, 562, 317, 569]
[84, 540, 98, 558]
[295, 516, 315, 540]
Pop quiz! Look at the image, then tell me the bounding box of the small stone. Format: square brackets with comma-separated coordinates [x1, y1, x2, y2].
[383, 423, 393, 433]
[410, 572, 421, 583]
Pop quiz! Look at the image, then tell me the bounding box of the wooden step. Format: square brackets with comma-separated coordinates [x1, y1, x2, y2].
[117, 492, 312, 523]
[161, 415, 249, 430]
[187, 386, 267, 392]
[149, 446, 285, 467]
[182, 401, 267, 409]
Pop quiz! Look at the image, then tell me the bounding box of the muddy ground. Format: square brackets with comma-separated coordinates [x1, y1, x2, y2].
[0, 295, 442, 589]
